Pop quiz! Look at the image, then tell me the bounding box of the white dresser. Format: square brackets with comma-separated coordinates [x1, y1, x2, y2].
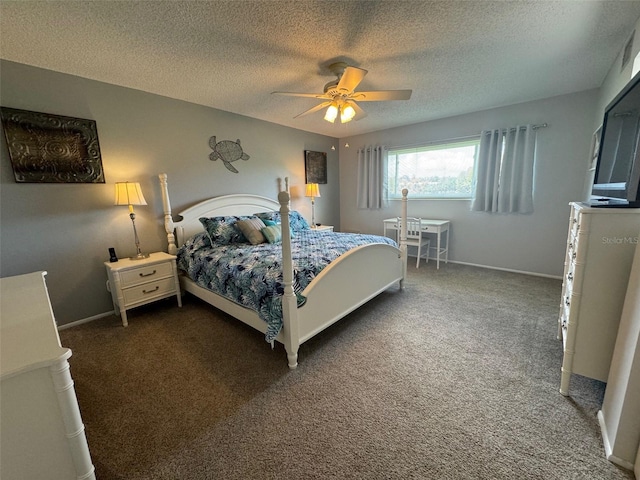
[597, 241, 640, 471]
[0, 271, 95, 480]
[558, 202, 640, 396]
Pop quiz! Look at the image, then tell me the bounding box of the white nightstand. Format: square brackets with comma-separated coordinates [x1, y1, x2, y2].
[105, 252, 181, 326]
[310, 225, 334, 232]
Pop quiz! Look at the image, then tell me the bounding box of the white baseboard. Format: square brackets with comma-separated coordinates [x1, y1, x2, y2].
[56, 262, 559, 331]
[598, 410, 637, 471]
[57, 311, 114, 331]
[447, 260, 563, 280]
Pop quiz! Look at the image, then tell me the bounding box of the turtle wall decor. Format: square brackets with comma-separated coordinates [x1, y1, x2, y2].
[208, 136, 250, 173]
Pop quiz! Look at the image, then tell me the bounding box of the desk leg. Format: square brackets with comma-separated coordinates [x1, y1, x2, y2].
[436, 231, 441, 270]
[445, 230, 449, 264]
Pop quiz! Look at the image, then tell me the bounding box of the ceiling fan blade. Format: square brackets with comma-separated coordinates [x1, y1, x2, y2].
[294, 101, 332, 118]
[336, 66, 368, 94]
[351, 90, 412, 101]
[272, 91, 331, 99]
[351, 101, 368, 121]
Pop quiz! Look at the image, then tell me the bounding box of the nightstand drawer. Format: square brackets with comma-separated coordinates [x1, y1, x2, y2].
[120, 262, 173, 287]
[122, 277, 176, 305]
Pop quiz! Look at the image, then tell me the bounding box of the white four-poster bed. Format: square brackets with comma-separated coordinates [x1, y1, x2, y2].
[158, 173, 409, 368]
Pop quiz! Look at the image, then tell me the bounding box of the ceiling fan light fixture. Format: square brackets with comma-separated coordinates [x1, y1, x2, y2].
[341, 103, 356, 123]
[324, 103, 338, 123]
[274, 63, 411, 124]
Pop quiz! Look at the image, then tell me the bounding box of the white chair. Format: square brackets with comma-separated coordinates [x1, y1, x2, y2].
[401, 217, 430, 268]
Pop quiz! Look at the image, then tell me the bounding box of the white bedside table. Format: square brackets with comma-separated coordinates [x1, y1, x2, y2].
[310, 225, 334, 232]
[105, 252, 181, 326]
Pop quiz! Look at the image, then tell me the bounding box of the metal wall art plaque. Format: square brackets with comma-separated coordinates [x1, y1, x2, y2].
[0, 107, 105, 183]
[304, 150, 327, 184]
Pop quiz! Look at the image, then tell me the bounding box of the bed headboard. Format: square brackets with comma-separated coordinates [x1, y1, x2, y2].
[158, 173, 283, 253]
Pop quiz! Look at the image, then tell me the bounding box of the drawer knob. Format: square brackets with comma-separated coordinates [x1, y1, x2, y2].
[565, 297, 570, 307]
[139, 269, 157, 278]
[143, 286, 160, 294]
[567, 273, 573, 281]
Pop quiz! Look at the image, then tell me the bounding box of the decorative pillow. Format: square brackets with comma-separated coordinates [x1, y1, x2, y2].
[254, 210, 310, 232]
[290, 210, 311, 231]
[254, 211, 279, 224]
[263, 219, 277, 227]
[235, 217, 267, 245]
[182, 231, 211, 251]
[199, 216, 247, 245]
[261, 224, 282, 244]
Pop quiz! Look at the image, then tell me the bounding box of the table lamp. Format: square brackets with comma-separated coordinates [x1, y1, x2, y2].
[305, 183, 321, 226]
[115, 182, 149, 260]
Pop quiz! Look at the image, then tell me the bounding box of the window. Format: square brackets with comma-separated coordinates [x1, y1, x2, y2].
[387, 138, 480, 199]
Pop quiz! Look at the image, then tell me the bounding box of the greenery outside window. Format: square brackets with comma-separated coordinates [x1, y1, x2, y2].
[387, 138, 480, 199]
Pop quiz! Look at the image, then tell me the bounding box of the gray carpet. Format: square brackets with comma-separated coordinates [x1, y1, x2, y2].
[60, 263, 635, 479]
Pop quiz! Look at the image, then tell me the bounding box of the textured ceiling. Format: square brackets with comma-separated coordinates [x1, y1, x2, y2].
[2, 1, 640, 138]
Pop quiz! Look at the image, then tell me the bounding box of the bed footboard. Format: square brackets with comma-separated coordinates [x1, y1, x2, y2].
[298, 243, 403, 343]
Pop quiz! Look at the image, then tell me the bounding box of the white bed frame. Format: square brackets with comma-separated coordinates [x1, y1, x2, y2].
[158, 173, 408, 368]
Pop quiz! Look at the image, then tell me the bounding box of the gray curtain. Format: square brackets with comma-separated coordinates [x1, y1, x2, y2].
[357, 146, 388, 209]
[471, 124, 536, 213]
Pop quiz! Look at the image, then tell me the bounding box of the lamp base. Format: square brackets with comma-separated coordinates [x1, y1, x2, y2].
[129, 253, 150, 260]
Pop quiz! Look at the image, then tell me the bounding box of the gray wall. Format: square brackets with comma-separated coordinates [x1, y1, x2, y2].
[0, 60, 339, 325]
[338, 90, 598, 277]
[596, 17, 640, 128]
[2, 39, 633, 323]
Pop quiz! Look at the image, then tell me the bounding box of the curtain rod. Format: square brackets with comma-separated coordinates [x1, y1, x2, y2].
[493, 123, 548, 132]
[387, 123, 547, 150]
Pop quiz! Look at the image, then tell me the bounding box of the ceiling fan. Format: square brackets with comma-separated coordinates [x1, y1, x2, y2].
[272, 62, 412, 124]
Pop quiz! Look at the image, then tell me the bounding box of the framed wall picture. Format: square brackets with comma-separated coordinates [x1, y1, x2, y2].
[0, 107, 105, 183]
[304, 150, 327, 184]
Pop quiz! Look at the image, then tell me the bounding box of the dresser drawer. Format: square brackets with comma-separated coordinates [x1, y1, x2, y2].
[566, 261, 577, 286]
[570, 207, 581, 238]
[122, 277, 176, 305]
[120, 262, 174, 287]
[566, 240, 576, 262]
[560, 309, 569, 348]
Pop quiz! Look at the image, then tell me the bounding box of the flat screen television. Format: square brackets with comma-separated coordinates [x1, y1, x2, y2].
[590, 69, 640, 207]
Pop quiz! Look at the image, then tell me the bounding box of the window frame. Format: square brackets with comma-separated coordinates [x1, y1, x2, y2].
[387, 137, 481, 200]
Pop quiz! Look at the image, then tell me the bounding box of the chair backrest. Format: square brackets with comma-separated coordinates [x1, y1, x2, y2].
[402, 217, 423, 239]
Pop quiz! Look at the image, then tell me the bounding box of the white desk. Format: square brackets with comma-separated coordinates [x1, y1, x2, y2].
[383, 218, 450, 269]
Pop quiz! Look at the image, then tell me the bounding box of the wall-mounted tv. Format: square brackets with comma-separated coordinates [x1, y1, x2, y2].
[590, 69, 640, 208]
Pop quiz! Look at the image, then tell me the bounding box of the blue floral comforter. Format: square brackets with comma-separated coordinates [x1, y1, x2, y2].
[177, 230, 397, 342]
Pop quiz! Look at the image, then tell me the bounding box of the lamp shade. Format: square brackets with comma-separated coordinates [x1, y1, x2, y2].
[341, 103, 356, 123]
[114, 182, 147, 206]
[305, 183, 321, 198]
[324, 103, 338, 123]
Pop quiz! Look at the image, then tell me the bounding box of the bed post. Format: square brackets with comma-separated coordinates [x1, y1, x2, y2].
[158, 173, 178, 255]
[399, 188, 408, 288]
[278, 190, 299, 369]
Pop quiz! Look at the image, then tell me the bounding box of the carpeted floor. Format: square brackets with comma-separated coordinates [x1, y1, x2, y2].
[60, 263, 635, 479]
